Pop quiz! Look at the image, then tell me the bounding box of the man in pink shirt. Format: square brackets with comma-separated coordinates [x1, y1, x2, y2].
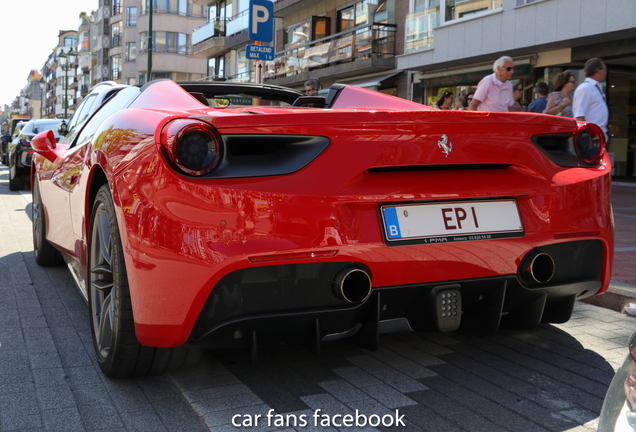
[468, 56, 515, 112]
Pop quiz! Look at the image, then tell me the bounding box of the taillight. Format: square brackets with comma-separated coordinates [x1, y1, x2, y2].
[160, 119, 222, 176]
[574, 122, 605, 165]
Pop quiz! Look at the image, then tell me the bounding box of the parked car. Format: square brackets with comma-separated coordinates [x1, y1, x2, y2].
[599, 330, 636, 431]
[1, 117, 30, 164]
[7, 119, 62, 190]
[1, 133, 11, 164]
[30, 80, 613, 378]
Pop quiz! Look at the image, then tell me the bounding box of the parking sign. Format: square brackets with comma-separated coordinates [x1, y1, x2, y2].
[248, 0, 274, 43]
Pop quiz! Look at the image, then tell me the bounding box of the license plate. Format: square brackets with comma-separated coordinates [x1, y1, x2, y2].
[381, 200, 523, 243]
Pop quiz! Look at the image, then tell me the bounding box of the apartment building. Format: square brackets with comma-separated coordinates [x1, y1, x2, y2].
[192, 0, 636, 176]
[399, 0, 636, 176]
[91, 0, 208, 86]
[40, 30, 78, 119]
[192, 0, 404, 94]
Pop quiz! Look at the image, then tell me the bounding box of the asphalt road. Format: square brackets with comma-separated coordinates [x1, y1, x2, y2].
[0, 165, 634, 432]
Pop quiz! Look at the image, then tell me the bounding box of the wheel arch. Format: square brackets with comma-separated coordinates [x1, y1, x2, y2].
[85, 165, 109, 239]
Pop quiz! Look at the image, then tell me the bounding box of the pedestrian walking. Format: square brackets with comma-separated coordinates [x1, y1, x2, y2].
[573, 58, 609, 141]
[468, 56, 515, 112]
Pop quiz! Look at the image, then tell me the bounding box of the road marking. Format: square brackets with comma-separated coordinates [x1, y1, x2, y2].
[615, 247, 636, 252]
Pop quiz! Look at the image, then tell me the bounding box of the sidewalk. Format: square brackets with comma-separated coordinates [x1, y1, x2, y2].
[582, 181, 636, 313]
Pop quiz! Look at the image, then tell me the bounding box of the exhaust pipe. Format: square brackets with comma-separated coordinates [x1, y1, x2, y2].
[332, 268, 372, 303]
[527, 253, 555, 284]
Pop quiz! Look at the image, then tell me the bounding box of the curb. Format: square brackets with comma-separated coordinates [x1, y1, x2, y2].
[581, 280, 636, 315]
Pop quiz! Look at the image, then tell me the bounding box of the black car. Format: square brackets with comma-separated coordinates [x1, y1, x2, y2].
[2, 119, 29, 165]
[6, 82, 128, 191]
[8, 119, 62, 190]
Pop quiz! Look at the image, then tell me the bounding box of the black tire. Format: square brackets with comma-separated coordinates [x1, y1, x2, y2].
[8, 166, 22, 191]
[32, 176, 63, 266]
[88, 184, 189, 378]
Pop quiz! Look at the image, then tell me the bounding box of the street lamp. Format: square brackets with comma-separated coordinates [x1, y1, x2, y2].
[58, 48, 76, 119]
[39, 78, 46, 119]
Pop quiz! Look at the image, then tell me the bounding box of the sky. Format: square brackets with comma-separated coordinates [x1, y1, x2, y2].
[0, 0, 97, 110]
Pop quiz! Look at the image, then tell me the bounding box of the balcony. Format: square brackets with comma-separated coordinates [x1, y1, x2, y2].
[263, 23, 397, 87]
[226, 9, 248, 37]
[192, 17, 227, 45]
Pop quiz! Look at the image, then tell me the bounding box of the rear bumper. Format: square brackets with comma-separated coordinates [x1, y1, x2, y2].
[188, 240, 603, 350]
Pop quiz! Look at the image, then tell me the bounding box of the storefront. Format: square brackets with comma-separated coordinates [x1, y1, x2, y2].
[415, 59, 534, 108]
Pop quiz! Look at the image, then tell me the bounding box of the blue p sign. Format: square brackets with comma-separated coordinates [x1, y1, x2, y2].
[249, 0, 274, 42]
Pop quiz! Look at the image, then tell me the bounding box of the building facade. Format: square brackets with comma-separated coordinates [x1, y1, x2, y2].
[192, 0, 636, 177]
[398, 0, 636, 176]
[40, 30, 78, 119]
[92, 0, 209, 86]
[192, 0, 404, 94]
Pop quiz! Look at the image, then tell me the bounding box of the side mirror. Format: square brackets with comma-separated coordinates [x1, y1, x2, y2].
[57, 120, 68, 136]
[32, 129, 57, 152]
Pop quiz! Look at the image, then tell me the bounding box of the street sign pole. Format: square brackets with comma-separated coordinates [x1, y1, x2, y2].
[249, 0, 274, 84]
[255, 61, 264, 84]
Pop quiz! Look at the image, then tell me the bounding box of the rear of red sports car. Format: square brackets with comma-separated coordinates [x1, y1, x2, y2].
[106, 81, 612, 354]
[31, 80, 613, 377]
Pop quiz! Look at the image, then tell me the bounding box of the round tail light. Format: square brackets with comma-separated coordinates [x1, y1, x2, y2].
[160, 119, 222, 176]
[574, 123, 605, 165]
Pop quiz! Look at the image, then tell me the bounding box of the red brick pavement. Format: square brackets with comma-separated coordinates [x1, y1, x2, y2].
[611, 183, 636, 286]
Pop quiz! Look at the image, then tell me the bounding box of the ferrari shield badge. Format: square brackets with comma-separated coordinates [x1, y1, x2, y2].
[438, 134, 452, 157]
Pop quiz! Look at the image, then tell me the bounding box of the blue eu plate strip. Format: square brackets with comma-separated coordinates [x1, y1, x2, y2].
[382, 207, 402, 239]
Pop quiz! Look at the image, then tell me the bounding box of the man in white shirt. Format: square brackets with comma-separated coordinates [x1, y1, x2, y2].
[573, 58, 609, 141]
[468, 56, 515, 112]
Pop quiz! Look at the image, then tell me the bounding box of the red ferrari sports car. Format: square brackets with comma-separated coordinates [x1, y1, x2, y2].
[30, 80, 613, 377]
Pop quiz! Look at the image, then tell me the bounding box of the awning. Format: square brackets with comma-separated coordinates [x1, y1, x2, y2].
[343, 71, 402, 89]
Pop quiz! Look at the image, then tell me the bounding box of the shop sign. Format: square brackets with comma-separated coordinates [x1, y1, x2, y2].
[420, 64, 531, 88]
